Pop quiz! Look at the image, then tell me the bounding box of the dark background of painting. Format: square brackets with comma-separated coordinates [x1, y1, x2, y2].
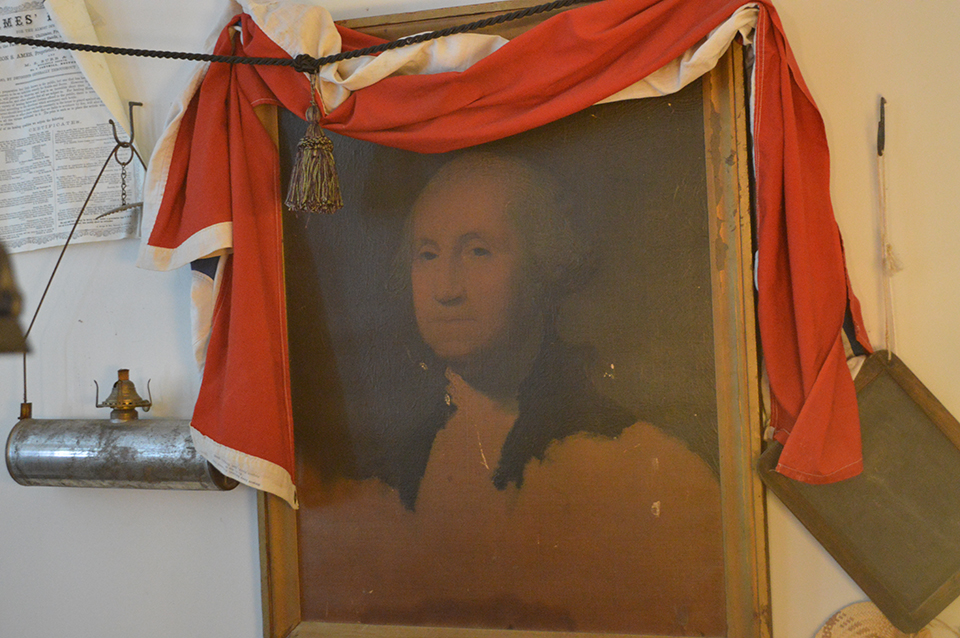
[281, 80, 719, 488]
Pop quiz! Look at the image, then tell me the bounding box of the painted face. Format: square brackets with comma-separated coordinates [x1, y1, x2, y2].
[410, 177, 531, 368]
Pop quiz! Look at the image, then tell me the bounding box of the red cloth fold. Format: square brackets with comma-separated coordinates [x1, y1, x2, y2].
[148, 0, 871, 499]
[751, 7, 870, 481]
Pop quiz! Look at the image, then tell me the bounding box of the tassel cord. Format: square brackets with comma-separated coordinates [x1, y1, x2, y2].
[285, 83, 343, 214]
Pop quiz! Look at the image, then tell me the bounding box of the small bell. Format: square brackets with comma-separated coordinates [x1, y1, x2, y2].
[96, 369, 152, 422]
[0, 240, 25, 353]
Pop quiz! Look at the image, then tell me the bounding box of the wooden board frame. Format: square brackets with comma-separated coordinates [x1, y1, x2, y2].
[759, 350, 960, 633]
[260, 3, 769, 637]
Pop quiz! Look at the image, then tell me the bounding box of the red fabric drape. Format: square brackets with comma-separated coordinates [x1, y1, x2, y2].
[751, 10, 870, 480]
[148, 0, 871, 500]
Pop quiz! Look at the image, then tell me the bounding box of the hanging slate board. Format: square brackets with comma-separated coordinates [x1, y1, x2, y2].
[759, 350, 960, 633]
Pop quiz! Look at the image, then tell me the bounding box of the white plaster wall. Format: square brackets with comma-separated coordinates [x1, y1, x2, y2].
[0, 3, 263, 637]
[1, 1, 958, 637]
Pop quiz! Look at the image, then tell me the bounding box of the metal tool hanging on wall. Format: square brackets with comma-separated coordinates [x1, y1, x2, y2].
[4, 105, 236, 492]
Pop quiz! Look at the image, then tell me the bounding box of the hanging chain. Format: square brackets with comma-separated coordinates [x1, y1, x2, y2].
[120, 162, 127, 207]
[94, 116, 144, 220]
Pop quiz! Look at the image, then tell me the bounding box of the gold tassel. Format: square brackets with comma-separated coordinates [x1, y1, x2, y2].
[285, 78, 342, 214]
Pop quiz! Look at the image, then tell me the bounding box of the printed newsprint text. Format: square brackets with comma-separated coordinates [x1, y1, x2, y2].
[0, 0, 140, 253]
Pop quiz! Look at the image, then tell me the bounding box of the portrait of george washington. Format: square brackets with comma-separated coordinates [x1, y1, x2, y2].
[284, 82, 727, 636]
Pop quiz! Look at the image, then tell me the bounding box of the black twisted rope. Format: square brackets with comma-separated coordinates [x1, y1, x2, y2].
[0, 0, 592, 74]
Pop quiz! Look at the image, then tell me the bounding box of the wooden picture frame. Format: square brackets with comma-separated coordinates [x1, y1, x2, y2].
[260, 3, 769, 637]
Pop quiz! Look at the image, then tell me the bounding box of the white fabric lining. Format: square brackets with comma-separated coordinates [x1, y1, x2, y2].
[191, 426, 298, 508]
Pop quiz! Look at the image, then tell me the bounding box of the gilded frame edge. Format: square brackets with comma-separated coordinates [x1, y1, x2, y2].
[259, 5, 770, 637]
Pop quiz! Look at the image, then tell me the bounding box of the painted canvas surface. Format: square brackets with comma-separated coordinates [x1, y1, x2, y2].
[282, 80, 725, 636]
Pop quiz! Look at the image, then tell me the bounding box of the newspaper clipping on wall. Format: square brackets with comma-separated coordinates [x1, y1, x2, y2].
[0, 0, 141, 254]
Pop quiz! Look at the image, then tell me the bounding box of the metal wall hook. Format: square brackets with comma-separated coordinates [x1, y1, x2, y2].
[108, 101, 143, 148]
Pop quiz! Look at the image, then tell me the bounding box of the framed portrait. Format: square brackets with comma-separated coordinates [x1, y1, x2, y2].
[260, 3, 768, 637]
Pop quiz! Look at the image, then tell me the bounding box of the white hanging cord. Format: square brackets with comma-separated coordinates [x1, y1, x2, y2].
[877, 97, 902, 360]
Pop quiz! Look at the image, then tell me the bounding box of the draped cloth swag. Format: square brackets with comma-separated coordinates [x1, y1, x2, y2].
[138, 0, 871, 508]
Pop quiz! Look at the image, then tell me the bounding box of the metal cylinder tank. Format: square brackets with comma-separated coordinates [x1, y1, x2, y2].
[5, 418, 238, 490]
